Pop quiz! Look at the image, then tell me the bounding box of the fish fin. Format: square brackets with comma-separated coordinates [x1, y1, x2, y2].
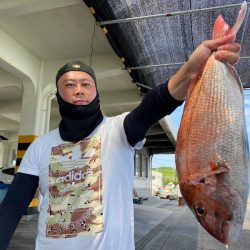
[208, 154, 230, 171]
[226, 63, 243, 94]
[242, 97, 250, 165]
[243, 118, 250, 165]
[183, 163, 230, 186]
[226, 65, 250, 165]
[209, 160, 230, 172]
[212, 15, 230, 39]
[208, 161, 231, 185]
[229, 1, 247, 36]
[212, 1, 247, 39]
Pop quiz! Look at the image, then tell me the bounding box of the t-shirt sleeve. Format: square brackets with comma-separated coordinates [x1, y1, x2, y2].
[109, 113, 145, 151]
[17, 137, 41, 176]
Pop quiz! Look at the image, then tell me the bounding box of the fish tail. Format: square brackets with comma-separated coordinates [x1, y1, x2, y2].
[212, 1, 247, 39]
[212, 15, 230, 39]
[230, 1, 247, 36]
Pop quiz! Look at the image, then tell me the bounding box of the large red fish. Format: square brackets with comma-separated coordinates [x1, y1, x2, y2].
[175, 2, 249, 245]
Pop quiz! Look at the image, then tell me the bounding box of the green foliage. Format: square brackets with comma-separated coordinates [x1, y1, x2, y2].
[154, 167, 178, 185]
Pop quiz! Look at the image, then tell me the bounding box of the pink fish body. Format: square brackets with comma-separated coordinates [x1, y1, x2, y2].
[175, 2, 249, 245]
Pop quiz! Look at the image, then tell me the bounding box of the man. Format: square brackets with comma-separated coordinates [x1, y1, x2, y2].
[0, 34, 240, 249]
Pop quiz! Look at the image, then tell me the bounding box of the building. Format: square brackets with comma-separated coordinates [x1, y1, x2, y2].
[151, 170, 163, 196]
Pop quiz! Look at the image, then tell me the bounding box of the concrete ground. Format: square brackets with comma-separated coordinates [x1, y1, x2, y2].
[134, 197, 250, 250]
[7, 196, 250, 250]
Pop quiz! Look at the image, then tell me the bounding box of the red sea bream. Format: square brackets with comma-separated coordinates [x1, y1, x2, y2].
[175, 2, 249, 245]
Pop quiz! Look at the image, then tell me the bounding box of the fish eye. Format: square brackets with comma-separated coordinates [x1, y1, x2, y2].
[194, 205, 206, 216]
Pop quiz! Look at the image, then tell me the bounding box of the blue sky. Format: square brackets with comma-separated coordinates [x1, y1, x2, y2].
[152, 104, 183, 169]
[152, 90, 250, 169]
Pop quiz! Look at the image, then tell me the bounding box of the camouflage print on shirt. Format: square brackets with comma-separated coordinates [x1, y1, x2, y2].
[46, 136, 103, 238]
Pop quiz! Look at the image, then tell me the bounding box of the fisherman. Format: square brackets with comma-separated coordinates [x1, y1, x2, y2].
[0, 33, 240, 250]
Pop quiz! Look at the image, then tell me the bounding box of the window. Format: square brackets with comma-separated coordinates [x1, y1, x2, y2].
[134, 153, 141, 177]
[134, 153, 149, 178]
[12, 149, 16, 166]
[141, 155, 147, 178]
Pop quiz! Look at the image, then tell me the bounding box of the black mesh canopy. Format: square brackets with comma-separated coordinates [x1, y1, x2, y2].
[82, 0, 250, 91]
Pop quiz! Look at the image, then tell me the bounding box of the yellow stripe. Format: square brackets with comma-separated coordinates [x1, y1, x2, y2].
[15, 135, 37, 173]
[102, 27, 108, 34]
[95, 21, 100, 28]
[18, 135, 37, 143]
[16, 150, 25, 159]
[29, 198, 39, 208]
[16, 136, 39, 209]
[89, 7, 95, 14]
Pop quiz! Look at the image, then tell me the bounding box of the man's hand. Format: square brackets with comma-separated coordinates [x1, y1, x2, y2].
[187, 33, 241, 82]
[168, 33, 241, 101]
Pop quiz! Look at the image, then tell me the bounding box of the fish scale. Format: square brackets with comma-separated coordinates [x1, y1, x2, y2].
[176, 54, 248, 244]
[175, 2, 249, 244]
[177, 54, 245, 179]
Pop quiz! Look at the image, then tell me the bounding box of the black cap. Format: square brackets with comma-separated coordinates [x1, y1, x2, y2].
[56, 61, 96, 85]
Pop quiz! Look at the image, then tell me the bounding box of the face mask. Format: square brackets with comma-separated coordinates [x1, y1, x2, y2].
[56, 92, 103, 142]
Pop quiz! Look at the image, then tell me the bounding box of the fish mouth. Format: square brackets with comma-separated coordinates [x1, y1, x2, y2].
[221, 220, 240, 245]
[204, 220, 231, 244]
[221, 221, 231, 244]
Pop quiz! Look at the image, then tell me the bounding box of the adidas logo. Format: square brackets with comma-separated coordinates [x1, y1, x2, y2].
[56, 170, 89, 183]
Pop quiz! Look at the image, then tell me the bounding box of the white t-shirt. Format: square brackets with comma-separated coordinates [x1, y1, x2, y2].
[18, 114, 143, 250]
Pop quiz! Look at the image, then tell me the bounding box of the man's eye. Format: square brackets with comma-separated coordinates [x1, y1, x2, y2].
[82, 83, 91, 87]
[66, 83, 75, 87]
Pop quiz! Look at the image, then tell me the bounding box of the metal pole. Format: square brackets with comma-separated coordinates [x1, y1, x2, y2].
[134, 82, 152, 90]
[100, 2, 250, 26]
[124, 56, 250, 71]
[136, 81, 250, 91]
[123, 62, 184, 71]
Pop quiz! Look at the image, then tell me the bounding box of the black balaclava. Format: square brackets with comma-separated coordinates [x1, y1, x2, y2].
[56, 61, 103, 142]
